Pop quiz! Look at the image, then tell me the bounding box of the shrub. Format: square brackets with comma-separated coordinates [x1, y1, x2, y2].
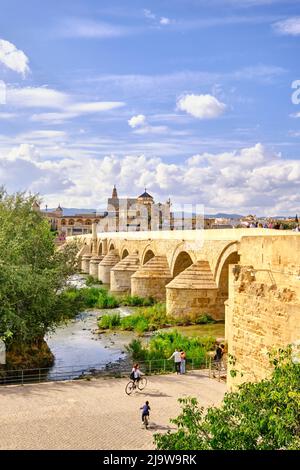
[126, 329, 214, 363]
[125, 339, 148, 361]
[85, 275, 103, 286]
[135, 318, 149, 335]
[120, 314, 147, 331]
[64, 287, 119, 310]
[81, 287, 105, 308]
[142, 296, 155, 306]
[195, 314, 216, 324]
[98, 313, 121, 329]
[96, 291, 120, 309]
[120, 295, 155, 307]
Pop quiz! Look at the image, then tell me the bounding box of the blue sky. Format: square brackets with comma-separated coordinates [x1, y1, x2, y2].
[0, 0, 300, 215]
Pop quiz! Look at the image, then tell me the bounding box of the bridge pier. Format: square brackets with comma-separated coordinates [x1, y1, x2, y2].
[110, 252, 140, 293]
[166, 261, 219, 321]
[98, 250, 120, 284]
[81, 254, 92, 273]
[131, 255, 172, 301]
[89, 255, 105, 278]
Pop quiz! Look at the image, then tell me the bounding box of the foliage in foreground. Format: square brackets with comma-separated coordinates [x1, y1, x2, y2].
[154, 348, 300, 450]
[126, 329, 215, 362]
[0, 189, 80, 348]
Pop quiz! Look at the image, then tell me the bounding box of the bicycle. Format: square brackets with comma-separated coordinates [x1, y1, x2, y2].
[125, 376, 147, 395]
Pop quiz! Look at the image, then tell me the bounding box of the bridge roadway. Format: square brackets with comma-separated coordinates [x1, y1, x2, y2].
[0, 371, 225, 450]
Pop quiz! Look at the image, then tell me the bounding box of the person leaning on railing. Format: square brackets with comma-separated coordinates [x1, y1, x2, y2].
[168, 349, 182, 374]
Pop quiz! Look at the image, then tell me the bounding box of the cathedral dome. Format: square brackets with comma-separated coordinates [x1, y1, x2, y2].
[137, 189, 154, 203]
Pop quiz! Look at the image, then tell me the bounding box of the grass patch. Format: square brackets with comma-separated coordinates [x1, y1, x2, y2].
[98, 303, 170, 334]
[64, 287, 154, 311]
[98, 313, 121, 329]
[120, 294, 155, 307]
[195, 314, 215, 324]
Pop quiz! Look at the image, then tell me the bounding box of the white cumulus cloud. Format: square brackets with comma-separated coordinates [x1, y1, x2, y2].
[128, 114, 147, 128]
[273, 17, 300, 36]
[128, 114, 168, 134]
[177, 93, 226, 119]
[0, 39, 30, 76]
[1, 142, 299, 215]
[160, 17, 171, 25]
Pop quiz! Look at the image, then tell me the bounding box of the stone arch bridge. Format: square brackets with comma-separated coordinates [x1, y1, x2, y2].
[69, 228, 300, 386]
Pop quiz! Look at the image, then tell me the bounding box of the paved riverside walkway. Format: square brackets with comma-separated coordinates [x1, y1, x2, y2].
[0, 371, 226, 450]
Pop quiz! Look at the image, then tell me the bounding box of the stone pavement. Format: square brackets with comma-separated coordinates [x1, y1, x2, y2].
[0, 371, 226, 450]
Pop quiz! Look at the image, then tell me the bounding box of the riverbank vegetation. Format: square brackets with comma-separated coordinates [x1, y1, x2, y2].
[98, 303, 169, 333]
[85, 275, 103, 287]
[154, 347, 300, 450]
[97, 302, 216, 334]
[126, 330, 215, 363]
[64, 287, 155, 311]
[0, 190, 80, 369]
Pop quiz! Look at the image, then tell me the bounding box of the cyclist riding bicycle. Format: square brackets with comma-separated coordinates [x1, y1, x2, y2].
[130, 363, 142, 385]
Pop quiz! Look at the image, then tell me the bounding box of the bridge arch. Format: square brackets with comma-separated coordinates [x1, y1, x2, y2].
[214, 242, 240, 319]
[169, 243, 197, 278]
[141, 245, 156, 265]
[97, 241, 103, 255]
[108, 242, 115, 252]
[121, 248, 129, 259]
[214, 242, 239, 288]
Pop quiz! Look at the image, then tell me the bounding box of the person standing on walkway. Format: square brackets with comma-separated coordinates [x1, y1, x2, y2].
[213, 343, 224, 377]
[180, 350, 186, 374]
[168, 349, 181, 374]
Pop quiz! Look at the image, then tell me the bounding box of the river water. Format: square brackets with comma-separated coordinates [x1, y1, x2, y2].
[44, 275, 225, 381]
[45, 275, 135, 380]
[46, 307, 135, 380]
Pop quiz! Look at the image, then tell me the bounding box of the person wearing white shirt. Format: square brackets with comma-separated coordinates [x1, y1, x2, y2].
[168, 349, 181, 374]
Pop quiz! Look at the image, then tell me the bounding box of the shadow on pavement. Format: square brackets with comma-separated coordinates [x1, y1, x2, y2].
[148, 422, 175, 431]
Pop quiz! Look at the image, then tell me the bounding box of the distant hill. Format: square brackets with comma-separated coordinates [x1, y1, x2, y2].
[45, 208, 245, 219]
[44, 208, 297, 219]
[173, 212, 244, 219]
[206, 213, 243, 219]
[44, 208, 97, 216]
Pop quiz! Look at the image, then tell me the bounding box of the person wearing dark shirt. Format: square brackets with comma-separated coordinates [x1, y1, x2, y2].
[214, 344, 223, 361]
[140, 401, 150, 427]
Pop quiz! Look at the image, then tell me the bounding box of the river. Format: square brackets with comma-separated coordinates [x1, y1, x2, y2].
[44, 275, 224, 380]
[45, 274, 136, 379]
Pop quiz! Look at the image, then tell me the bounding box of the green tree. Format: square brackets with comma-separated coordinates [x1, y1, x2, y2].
[0, 189, 80, 367]
[154, 347, 300, 450]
